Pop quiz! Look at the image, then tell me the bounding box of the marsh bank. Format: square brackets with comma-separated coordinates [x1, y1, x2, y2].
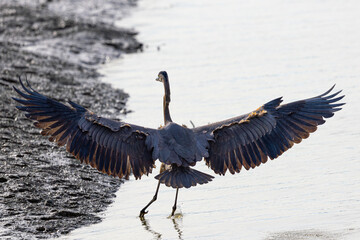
[0, 0, 142, 238]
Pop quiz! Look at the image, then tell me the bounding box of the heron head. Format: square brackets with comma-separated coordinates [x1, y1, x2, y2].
[156, 71, 168, 83]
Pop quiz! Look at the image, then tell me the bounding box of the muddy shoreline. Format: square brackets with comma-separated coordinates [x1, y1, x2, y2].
[0, 1, 142, 238]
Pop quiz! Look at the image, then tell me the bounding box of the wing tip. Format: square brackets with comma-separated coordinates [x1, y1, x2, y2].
[318, 84, 345, 99]
[318, 84, 336, 97]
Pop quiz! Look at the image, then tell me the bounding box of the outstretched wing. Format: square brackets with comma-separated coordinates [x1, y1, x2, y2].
[13, 79, 156, 179]
[193, 86, 344, 175]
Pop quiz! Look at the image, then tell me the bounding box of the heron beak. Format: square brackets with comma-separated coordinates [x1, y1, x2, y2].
[156, 77, 161, 82]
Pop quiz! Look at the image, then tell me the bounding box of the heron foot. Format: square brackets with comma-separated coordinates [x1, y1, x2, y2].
[139, 209, 148, 218]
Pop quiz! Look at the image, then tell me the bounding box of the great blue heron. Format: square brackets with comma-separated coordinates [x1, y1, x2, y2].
[13, 71, 344, 218]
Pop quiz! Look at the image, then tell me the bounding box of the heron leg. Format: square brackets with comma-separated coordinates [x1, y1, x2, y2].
[171, 188, 179, 216]
[139, 180, 161, 218]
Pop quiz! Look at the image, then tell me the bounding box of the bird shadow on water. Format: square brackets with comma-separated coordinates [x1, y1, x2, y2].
[140, 214, 184, 240]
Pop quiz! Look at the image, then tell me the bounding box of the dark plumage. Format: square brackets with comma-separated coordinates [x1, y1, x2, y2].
[13, 72, 344, 217]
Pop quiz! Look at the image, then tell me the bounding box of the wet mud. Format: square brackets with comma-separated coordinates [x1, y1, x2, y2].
[0, 0, 142, 238]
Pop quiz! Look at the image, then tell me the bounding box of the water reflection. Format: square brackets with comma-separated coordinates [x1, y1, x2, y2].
[170, 215, 184, 240]
[140, 215, 184, 240]
[140, 217, 162, 240]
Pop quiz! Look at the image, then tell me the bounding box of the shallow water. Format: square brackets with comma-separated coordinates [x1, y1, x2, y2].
[65, 0, 360, 239]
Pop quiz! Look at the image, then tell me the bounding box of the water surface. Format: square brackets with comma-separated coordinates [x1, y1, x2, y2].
[65, 0, 360, 239]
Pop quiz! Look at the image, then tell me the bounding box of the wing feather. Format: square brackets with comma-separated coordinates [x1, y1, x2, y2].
[13, 78, 156, 180]
[194, 86, 344, 175]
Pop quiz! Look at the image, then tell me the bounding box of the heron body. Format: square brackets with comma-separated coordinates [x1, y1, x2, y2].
[151, 121, 214, 188]
[13, 71, 344, 217]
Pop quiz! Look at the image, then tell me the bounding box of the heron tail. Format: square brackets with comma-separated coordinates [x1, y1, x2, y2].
[155, 165, 214, 188]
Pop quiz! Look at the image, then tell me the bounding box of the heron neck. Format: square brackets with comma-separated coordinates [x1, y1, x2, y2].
[163, 80, 172, 124]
